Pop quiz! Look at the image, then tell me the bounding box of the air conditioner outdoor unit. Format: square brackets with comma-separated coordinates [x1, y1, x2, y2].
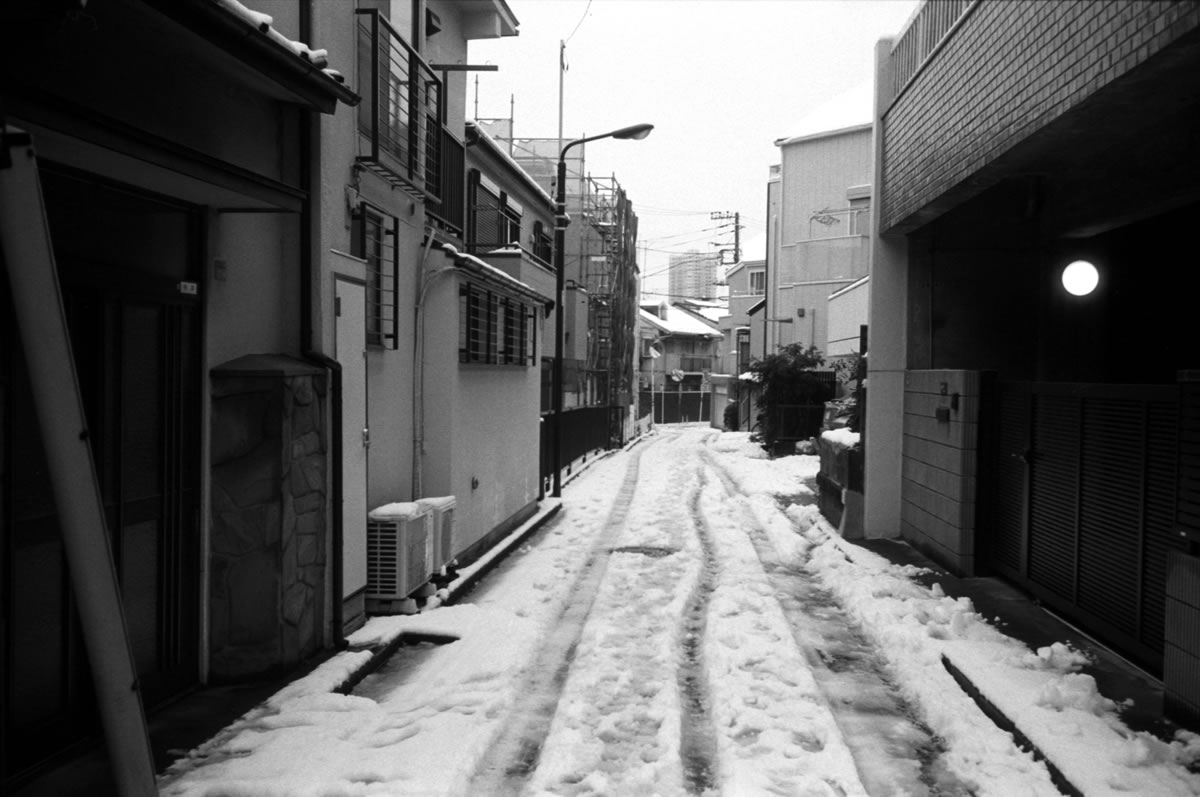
[366, 503, 433, 606]
[416, 495, 457, 572]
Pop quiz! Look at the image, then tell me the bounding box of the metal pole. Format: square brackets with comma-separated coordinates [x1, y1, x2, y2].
[552, 155, 567, 496]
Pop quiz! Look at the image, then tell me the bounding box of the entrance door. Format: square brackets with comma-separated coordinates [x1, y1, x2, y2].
[3, 169, 202, 780]
[335, 277, 368, 604]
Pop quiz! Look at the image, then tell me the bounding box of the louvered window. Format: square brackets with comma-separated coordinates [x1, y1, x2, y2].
[458, 281, 537, 366]
[469, 170, 524, 252]
[351, 204, 399, 349]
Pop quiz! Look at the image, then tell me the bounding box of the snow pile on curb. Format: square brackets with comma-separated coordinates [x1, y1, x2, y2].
[714, 431, 1200, 796]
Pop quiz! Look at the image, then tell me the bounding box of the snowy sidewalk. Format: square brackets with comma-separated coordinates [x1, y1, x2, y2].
[159, 429, 1200, 796]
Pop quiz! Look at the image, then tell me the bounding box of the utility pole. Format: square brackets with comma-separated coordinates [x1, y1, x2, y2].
[710, 210, 741, 264]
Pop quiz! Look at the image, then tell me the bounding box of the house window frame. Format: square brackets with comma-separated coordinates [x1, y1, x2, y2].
[458, 280, 537, 366]
[351, 202, 400, 349]
[748, 269, 766, 295]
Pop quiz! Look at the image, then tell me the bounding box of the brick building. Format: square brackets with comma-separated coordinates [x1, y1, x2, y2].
[865, 0, 1200, 725]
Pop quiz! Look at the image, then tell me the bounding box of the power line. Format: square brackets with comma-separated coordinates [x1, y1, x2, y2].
[564, 0, 593, 44]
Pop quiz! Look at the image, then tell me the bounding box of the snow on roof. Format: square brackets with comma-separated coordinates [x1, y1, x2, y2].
[466, 121, 554, 208]
[214, 0, 352, 89]
[438, 242, 552, 305]
[775, 79, 873, 146]
[639, 304, 722, 338]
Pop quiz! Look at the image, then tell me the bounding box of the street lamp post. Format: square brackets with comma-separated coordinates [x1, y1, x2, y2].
[552, 123, 653, 497]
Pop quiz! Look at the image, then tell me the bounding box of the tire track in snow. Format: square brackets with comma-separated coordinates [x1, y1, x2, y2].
[701, 446, 973, 796]
[679, 460, 722, 794]
[464, 435, 651, 795]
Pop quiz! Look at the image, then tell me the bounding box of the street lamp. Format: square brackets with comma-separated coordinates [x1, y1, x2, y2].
[552, 123, 653, 497]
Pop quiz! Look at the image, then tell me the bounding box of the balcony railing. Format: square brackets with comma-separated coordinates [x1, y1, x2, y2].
[890, 0, 976, 103]
[356, 9, 441, 199]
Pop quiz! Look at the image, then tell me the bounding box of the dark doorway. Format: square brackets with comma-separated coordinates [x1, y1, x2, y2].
[2, 168, 202, 784]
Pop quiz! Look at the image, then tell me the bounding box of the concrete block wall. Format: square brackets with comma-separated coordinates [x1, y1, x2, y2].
[901, 370, 982, 575]
[882, 0, 1200, 232]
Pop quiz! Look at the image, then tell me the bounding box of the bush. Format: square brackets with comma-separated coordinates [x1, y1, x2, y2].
[748, 344, 834, 454]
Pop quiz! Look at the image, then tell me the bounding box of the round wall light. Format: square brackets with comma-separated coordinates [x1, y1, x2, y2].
[1061, 260, 1099, 296]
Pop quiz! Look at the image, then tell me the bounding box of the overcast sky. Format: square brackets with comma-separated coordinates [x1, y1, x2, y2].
[468, 0, 920, 301]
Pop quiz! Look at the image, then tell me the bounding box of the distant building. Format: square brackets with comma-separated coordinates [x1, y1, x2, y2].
[668, 250, 722, 302]
[766, 86, 873, 359]
[638, 301, 722, 424]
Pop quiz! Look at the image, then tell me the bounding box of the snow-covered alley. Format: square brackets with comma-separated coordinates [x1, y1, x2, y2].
[159, 427, 1200, 797]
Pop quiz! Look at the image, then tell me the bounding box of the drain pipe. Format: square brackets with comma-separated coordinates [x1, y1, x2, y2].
[298, 0, 346, 648]
[412, 234, 456, 499]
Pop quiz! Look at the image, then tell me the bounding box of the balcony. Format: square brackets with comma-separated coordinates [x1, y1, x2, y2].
[356, 9, 442, 200]
[890, 0, 975, 102]
[680, 356, 714, 373]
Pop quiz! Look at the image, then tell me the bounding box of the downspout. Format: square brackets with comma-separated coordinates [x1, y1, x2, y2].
[298, 0, 346, 648]
[412, 234, 454, 500]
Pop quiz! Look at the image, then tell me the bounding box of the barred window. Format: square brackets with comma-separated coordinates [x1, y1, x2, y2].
[458, 281, 537, 366]
[351, 204, 399, 349]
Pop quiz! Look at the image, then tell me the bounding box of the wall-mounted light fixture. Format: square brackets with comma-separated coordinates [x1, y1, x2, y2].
[1061, 260, 1099, 296]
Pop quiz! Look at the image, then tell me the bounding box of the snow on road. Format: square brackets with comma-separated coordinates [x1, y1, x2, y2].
[160, 427, 1200, 797]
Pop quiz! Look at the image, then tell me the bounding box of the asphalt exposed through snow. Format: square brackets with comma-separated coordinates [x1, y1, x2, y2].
[702, 444, 974, 796]
[467, 430, 975, 795]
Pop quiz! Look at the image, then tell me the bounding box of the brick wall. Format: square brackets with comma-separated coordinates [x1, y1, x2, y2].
[882, 0, 1200, 232]
[901, 370, 982, 575]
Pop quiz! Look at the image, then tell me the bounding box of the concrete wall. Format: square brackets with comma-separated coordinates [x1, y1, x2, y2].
[423, 272, 540, 561]
[900, 370, 983, 575]
[827, 277, 868, 359]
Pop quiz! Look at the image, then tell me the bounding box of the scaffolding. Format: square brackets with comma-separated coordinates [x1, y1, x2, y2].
[479, 124, 642, 443]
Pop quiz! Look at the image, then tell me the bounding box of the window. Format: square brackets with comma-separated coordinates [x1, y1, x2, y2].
[849, 198, 871, 236]
[532, 220, 552, 264]
[748, 269, 765, 295]
[468, 170, 524, 251]
[351, 204, 399, 349]
[458, 281, 537, 366]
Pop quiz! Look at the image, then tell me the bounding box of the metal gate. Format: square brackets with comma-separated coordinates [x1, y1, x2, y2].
[983, 381, 1183, 671]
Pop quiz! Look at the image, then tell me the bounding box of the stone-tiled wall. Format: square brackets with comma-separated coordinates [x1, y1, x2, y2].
[210, 355, 327, 682]
[901, 370, 982, 575]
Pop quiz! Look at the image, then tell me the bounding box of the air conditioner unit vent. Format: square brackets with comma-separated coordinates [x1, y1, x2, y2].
[366, 503, 433, 602]
[416, 496, 457, 571]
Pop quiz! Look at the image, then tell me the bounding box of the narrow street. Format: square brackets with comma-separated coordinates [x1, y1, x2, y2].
[162, 427, 1200, 797]
[460, 426, 973, 795]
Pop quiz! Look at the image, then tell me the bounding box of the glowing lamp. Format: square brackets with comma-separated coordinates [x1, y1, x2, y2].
[1061, 260, 1099, 296]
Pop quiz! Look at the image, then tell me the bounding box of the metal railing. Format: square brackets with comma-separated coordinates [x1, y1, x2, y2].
[356, 9, 441, 196]
[890, 0, 976, 102]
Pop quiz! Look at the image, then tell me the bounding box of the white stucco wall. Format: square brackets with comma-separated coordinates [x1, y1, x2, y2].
[422, 271, 540, 558]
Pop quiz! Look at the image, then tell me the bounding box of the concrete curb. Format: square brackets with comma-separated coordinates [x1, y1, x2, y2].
[940, 654, 1083, 797]
[331, 435, 651, 696]
[333, 499, 565, 694]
